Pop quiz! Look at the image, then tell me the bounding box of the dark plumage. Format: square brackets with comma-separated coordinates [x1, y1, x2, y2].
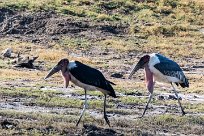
[45, 59, 116, 127]
[69, 61, 116, 98]
[154, 54, 189, 88]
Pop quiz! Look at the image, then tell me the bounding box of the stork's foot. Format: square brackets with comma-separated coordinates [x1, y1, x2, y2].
[139, 115, 145, 118]
[139, 108, 148, 118]
[76, 117, 85, 127]
[76, 119, 81, 127]
[104, 115, 110, 127]
[181, 110, 186, 116]
[76, 104, 88, 127]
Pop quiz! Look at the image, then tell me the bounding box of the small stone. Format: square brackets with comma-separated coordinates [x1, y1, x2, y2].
[101, 52, 108, 55]
[1, 120, 17, 129]
[51, 36, 59, 40]
[1, 48, 12, 57]
[158, 95, 166, 100]
[194, 95, 198, 98]
[163, 129, 168, 133]
[168, 94, 182, 100]
[14, 56, 38, 69]
[111, 73, 123, 78]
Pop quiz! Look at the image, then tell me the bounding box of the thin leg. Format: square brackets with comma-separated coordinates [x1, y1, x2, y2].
[141, 93, 153, 118]
[104, 95, 110, 127]
[76, 89, 88, 126]
[171, 83, 186, 115]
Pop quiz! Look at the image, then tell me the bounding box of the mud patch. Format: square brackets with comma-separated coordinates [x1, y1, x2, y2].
[158, 93, 204, 104]
[0, 8, 128, 44]
[0, 101, 69, 114]
[0, 8, 14, 23]
[0, 119, 18, 129]
[199, 28, 204, 35]
[83, 124, 123, 136]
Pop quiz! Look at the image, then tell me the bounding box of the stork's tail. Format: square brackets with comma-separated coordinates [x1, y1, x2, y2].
[109, 90, 117, 98]
[105, 80, 117, 98]
[180, 77, 189, 88]
[107, 80, 116, 85]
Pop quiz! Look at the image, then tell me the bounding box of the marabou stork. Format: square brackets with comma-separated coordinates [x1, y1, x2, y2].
[44, 59, 116, 127]
[128, 53, 189, 117]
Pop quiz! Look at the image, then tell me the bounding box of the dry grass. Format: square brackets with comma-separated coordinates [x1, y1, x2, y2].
[38, 48, 68, 62]
[183, 0, 204, 7]
[0, 69, 44, 80]
[144, 35, 204, 59]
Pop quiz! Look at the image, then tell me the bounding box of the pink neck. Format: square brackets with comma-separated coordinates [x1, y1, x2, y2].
[144, 65, 154, 93]
[61, 71, 70, 88]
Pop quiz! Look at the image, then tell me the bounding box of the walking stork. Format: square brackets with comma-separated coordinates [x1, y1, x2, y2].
[44, 59, 116, 127]
[128, 53, 189, 117]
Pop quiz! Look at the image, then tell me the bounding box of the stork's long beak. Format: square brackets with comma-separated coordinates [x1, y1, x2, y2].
[44, 65, 61, 79]
[128, 63, 141, 79]
[128, 58, 146, 79]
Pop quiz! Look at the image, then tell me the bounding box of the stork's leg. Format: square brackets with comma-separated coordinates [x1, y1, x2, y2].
[141, 93, 153, 117]
[141, 66, 154, 117]
[76, 89, 88, 126]
[104, 95, 110, 127]
[171, 83, 186, 115]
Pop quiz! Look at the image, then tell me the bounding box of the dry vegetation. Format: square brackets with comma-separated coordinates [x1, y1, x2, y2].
[0, 0, 204, 135]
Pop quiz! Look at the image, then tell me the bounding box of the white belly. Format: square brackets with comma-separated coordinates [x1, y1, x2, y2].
[150, 66, 180, 83]
[149, 66, 167, 82]
[69, 73, 97, 91]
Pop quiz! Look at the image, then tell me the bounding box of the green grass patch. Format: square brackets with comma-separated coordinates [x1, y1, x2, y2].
[144, 114, 204, 129]
[119, 96, 146, 105]
[0, 109, 79, 135]
[36, 96, 115, 109]
[0, 59, 8, 69]
[0, 109, 77, 123]
[74, 90, 104, 97]
[0, 87, 63, 98]
[185, 103, 204, 113]
[36, 96, 83, 108]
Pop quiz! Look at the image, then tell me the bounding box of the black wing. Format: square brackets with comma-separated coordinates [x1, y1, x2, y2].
[154, 54, 189, 88]
[69, 61, 116, 97]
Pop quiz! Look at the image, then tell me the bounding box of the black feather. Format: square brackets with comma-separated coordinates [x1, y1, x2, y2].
[107, 80, 116, 85]
[69, 61, 116, 97]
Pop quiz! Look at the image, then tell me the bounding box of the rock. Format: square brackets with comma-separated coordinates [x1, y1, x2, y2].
[158, 95, 167, 100]
[101, 52, 108, 55]
[51, 36, 59, 40]
[1, 119, 17, 129]
[157, 94, 182, 100]
[125, 91, 142, 96]
[168, 94, 182, 100]
[14, 56, 39, 69]
[111, 73, 123, 78]
[1, 48, 12, 58]
[199, 28, 204, 35]
[192, 65, 204, 68]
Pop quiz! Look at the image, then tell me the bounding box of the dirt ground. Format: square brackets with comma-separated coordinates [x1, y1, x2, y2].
[0, 8, 204, 135]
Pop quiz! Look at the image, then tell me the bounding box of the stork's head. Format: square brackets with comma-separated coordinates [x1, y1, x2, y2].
[44, 58, 69, 79]
[44, 58, 70, 88]
[128, 55, 150, 79]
